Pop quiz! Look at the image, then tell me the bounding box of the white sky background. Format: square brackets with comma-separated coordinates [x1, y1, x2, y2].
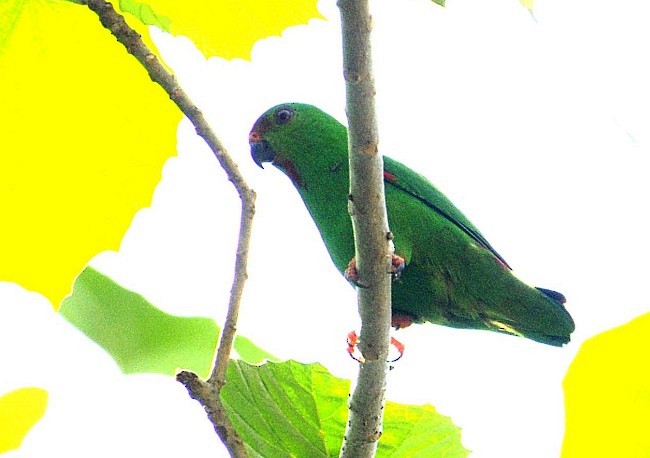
[2, 0, 650, 456]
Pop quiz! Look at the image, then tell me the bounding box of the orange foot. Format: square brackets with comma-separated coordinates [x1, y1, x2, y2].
[389, 336, 405, 362]
[346, 330, 363, 362]
[390, 254, 406, 281]
[344, 254, 406, 287]
[346, 330, 405, 363]
[344, 259, 364, 287]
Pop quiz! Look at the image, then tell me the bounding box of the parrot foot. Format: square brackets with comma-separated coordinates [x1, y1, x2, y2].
[390, 254, 406, 281]
[390, 336, 405, 363]
[346, 331, 363, 362]
[344, 254, 406, 287]
[344, 258, 365, 288]
[346, 331, 405, 364]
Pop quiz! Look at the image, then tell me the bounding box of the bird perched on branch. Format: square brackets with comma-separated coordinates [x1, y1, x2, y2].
[250, 103, 574, 346]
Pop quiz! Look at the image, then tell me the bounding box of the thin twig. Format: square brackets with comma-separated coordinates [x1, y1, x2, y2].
[82, 1, 253, 456]
[338, 0, 393, 456]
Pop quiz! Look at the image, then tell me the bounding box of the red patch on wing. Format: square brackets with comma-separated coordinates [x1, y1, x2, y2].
[384, 170, 397, 182]
[273, 155, 304, 189]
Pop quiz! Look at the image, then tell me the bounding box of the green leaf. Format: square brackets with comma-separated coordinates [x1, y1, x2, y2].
[60, 267, 218, 377]
[60, 267, 278, 376]
[431, 0, 445, 6]
[234, 335, 281, 364]
[220, 360, 468, 457]
[221, 360, 349, 457]
[118, 0, 172, 31]
[381, 403, 469, 457]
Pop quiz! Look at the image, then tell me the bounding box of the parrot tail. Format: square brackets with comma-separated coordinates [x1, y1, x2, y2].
[536, 287, 566, 304]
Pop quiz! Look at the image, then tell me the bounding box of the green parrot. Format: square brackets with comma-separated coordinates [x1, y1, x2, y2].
[249, 103, 575, 346]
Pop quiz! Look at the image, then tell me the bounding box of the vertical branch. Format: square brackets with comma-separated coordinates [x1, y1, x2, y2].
[82, 1, 251, 456]
[338, 0, 393, 457]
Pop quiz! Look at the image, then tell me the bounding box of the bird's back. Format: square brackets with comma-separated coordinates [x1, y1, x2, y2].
[382, 157, 574, 346]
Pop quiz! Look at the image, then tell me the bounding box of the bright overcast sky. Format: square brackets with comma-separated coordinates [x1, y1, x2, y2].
[3, 0, 650, 456]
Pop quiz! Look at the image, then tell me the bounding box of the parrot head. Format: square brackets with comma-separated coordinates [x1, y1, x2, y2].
[249, 103, 348, 189]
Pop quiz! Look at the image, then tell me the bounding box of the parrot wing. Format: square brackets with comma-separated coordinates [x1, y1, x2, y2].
[383, 156, 511, 269]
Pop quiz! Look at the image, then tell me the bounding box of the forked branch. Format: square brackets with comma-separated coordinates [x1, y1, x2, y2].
[82, 2, 252, 456]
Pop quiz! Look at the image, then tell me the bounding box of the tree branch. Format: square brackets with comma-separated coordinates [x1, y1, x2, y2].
[338, 0, 393, 456]
[82, 2, 252, 456]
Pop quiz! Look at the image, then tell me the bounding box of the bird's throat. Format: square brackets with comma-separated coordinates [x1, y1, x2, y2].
[273, 155, 304, 189]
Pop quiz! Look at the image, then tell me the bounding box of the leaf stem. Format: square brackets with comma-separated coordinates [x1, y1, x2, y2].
[81, 2, 253, 456]
[338, 0, 393, 456]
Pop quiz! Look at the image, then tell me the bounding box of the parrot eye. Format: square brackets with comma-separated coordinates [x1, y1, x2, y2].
[275, 108, 294, 124]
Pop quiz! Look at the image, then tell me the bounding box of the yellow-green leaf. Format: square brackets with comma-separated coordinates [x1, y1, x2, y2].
[118, 0, 324, 60]
[0, 0, 181, 308]
[562, 313, 650, 457]
[382, 402, 469, 457]
[0, 387, 48, 453]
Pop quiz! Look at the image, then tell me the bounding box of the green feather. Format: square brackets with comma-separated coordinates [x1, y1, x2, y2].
[250, 103, 575, 346]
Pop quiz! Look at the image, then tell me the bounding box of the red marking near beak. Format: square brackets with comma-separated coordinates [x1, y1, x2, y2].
[384, 170, 397, 182]
[249, 131, 262, 142]
[273, 155, 304, 189]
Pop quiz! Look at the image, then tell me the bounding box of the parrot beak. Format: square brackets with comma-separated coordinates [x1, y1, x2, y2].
[249, 131, 275, 168]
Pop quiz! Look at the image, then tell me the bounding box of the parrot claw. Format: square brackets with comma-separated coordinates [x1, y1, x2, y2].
[347, 331, 364, 362]
[390, 254, 406, 281]
[344, 258, 367, 288]
[344, 254, 406, 286]
[389, 337, 405, 363]
[346, 331, 406, 364]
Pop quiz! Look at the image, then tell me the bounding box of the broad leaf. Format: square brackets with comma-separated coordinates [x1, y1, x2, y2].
[60, 267, 276, 377]
[562, 313, 650, 457]
[220, 360, 468, 457]
[0, 0, 181, 308]
[0, 387, 48, 453]
[234, 335, 280, 365]
[382, 402, 469, 457]
[60, 267, 218, 377]
[118, 0, 324, 60]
